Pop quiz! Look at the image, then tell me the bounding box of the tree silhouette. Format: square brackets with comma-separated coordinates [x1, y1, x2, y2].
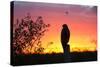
[13, 14, 50, 54]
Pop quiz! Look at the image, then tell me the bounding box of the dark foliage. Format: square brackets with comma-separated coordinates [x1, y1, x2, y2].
[13, 51, 97, 66]
[13, 14, 50, 54]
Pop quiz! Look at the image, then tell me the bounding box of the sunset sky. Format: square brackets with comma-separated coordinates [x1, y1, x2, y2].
[13, 1, 97, 53]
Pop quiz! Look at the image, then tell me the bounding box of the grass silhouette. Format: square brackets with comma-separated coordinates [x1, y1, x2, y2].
[12, 51, 97, 66]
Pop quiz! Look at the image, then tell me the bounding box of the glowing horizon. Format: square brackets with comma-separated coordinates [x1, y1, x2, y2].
[13, 1, 97, 54]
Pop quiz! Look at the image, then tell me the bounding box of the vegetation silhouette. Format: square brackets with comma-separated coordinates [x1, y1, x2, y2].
[13, 51, 97, 66]
[13, 14, 50, 55]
